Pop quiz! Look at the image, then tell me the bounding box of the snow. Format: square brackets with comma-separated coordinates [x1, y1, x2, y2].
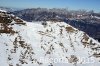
[0, 20, 100, 66]
[94, 16, 100, 19]
[0, 9, 7, 12]
[0, 10, 100, 66]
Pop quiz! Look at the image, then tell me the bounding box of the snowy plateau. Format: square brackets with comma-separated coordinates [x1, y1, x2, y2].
[0, 9, 100, 66]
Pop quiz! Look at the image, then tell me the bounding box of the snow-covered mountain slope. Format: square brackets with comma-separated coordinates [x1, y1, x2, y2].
[0, 10, 100, 66]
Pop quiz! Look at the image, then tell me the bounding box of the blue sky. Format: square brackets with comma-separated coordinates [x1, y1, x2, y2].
[0, 0, 100, 12]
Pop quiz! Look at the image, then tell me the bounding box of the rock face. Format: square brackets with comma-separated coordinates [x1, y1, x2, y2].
[0, 10, 100, 66]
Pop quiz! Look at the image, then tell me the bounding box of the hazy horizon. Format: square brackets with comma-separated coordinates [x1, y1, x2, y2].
[0, 0, 100, 12]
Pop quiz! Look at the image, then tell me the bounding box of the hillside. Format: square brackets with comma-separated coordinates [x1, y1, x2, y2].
[0, 10, 100, 66]
[12, 8, 100, 42]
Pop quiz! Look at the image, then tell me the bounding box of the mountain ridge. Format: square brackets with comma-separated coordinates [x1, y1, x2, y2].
[0, 10, 100, 66]
[12, 8, 100, 42]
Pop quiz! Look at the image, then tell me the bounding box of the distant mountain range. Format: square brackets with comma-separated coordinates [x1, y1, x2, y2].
[0, 6, 23, 12]
[0, 7, 100, 42]
[12, 8, 100, 22]
[12, 8, 100, 42]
